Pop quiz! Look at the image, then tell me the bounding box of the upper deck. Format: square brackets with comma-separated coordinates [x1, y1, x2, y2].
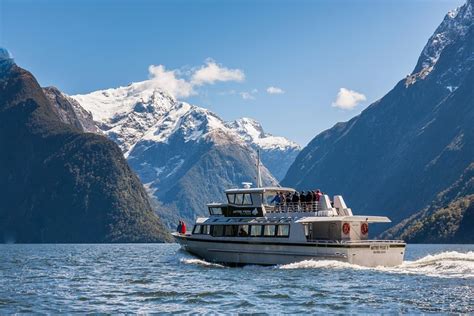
[207, 185, 377, 220]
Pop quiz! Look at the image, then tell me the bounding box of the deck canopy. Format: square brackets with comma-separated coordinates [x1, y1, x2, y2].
[224, 186, 295, 194]
[295, 216, 391, 223]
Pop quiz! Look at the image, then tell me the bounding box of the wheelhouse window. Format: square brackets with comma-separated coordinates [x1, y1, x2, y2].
[227, 194, 235, 204]
[263, 225, 276, 237]
[250, 225, 263, 236]
[242, 194, 252, 205]
[202, 225, 210, 235]
[226, 193, 253, 205]
[209, 207, 223, 215]
[277, 225, 290, 237]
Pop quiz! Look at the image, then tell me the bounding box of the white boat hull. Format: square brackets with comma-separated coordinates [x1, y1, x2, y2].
[174, 234, 405, 267]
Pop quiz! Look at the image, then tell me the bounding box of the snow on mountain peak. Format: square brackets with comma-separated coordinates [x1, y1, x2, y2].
[406, 0, 473, 86]
[72, 81, 176, 123]
[72, 80, 300, 155]
[226, 117, 301, 151]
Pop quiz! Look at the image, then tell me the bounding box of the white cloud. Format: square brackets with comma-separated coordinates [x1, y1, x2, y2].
[141, 59, 245, 99]
[331, 88, 366, 110]
[240, 92, 255, 100]
[147, 65, 195, 98]
[191, 60, 245, 86]
[266, 86, 285, 94]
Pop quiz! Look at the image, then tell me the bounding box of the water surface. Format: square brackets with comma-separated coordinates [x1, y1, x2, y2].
[0, 244, 473, 313]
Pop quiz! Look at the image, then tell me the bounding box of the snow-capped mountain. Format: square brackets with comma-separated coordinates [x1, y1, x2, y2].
[406, 0, 473, 87]
[67, 84, 298, 225]
[226, 118, 301, 180]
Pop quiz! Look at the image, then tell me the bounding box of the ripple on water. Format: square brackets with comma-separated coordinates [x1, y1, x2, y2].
[0, 244, 473, 314]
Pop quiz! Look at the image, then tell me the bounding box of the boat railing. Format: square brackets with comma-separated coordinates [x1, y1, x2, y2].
[265, 202, 322, 213]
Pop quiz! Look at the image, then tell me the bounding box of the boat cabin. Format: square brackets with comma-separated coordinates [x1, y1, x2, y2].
[194, 185, 391, 243]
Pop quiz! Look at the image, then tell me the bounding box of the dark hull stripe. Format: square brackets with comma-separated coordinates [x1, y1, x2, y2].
[175, 236, 406, 249]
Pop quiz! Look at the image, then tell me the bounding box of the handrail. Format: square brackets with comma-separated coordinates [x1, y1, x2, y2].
[265, 202, 322, 213]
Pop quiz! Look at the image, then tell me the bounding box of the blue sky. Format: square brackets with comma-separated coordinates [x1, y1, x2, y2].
[0, 0, 464, 145]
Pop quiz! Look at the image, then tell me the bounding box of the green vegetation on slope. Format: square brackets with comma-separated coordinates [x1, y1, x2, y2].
[0, 59, 171, 243]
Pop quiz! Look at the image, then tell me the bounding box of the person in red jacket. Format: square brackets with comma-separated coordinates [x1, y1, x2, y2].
[314, 189, 322, 202]
[180, 221, 186, 234]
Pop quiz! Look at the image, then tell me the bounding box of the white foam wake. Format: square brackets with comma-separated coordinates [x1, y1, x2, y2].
[279, 251, 474, 279]
[180, 258, 225, 268]
[389, 251, 474, 278]
[279, 259, 369, 271]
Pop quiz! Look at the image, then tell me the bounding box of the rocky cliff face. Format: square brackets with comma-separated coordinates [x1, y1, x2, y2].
[282, 0, 474, 240]
[69, 84, 299, 226]
[0, 50, 171, 243]
[43, 86, 100, 134]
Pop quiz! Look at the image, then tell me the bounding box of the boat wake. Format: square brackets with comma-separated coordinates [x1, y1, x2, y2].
[279, 251, 474, 278]
[180, 258, 225, 268]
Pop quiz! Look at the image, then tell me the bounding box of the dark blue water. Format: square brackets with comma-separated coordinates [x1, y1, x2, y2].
[0, 244, 473, 313]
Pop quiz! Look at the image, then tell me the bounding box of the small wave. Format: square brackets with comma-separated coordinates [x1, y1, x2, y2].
[180, 258, 225, 268]
[278, 251, 474, 278]
[279, 259, 368, 270]
[384, 251, 474, 278]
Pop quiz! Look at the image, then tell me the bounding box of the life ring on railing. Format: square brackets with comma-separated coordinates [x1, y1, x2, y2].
[342, 223, 350, 235]
[361, 222, 369, 235]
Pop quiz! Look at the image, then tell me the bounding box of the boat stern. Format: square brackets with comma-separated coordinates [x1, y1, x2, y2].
[346, 241, 406, 267]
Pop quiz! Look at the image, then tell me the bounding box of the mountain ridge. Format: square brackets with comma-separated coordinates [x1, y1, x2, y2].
[66, 83, 299, 226]
[282, 0, 474, 241]
[0, 51, 171, 243]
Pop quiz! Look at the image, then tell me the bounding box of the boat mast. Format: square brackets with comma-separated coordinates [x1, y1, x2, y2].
[256, 149, 262, 188]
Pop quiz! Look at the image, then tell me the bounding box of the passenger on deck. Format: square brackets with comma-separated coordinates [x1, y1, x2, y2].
[314, 189, 322, 202]
[306, 191, 313, 210]
[292, 192, 300, 210]
[285, 193, 292, 205]
[177, 220, 182, 233]
[180, 221, 186, 234]
[300, 191, 306, 210]
[270, 192, 281, 204]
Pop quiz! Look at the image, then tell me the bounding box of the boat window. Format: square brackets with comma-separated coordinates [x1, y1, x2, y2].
[192, 225, 202, 234]
[303, 224, 311, 238]
[227, 193, 253, 205]
[227, 194, 235, 204]
[224, 225, 238, 237]
[211, 225, 224, 237]
[209, 207, 223, 215]
[238, 225, 249, 237]
[263, 225, 276, 237]
[234, 194, 244, 205]
[242, 194, 253, 205]
[202, 225, 210, 235]
[250, 225, 263, 236]
[277, 225, 290, 237]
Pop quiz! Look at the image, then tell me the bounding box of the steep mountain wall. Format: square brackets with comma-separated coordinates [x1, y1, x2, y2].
[0, 52, 171, 243]
[282, 0, 474, 239]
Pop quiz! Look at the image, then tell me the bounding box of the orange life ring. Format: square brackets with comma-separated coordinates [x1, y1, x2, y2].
[361, 222, 369, 235]
[342, 222, 350, 235]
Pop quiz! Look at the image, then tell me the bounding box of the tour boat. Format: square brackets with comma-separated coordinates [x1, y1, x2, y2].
[173, 155, 406, 267]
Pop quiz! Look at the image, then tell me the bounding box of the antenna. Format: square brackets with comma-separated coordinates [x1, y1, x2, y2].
[256, 149, 262, 188]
